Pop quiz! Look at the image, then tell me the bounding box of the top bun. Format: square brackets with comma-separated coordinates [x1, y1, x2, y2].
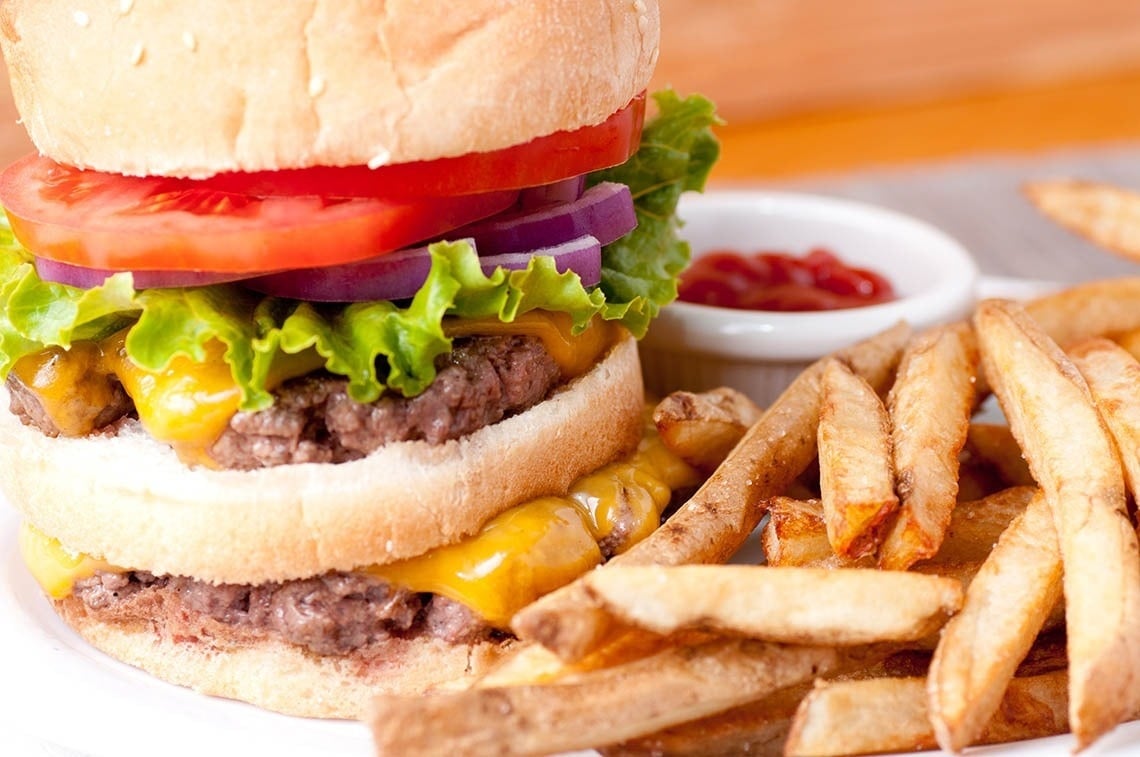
[0, 0, 659, 178]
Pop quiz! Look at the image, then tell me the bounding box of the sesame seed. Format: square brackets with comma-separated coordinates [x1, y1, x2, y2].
[73, 10, 91, 27]
[367, 149, 391, 170]
[384, 539, 394, 553]
[119, 0, 133, 13]
[308, 75, 326, 98]
[182, 31, 197, 51]
[129, 42, 145, 65]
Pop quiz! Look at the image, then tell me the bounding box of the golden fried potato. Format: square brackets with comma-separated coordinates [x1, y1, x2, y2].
[879, 322, 978, 570]
[581, 565, 962, 645]
[652, 387, 763, 474]
[1070, 337, 1140, 501]
[965, 422, 1035, 488]
[785, 671, 1070, 757]
[976, 298, 1140, 747]
[818, 359, 897, 558]
[1025, 179, 1140, 263]
[927, 492, 1063, 751]
[371, 640, 838, 757]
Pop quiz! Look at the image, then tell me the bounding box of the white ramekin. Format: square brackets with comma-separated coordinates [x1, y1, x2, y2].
[640, 190, 979, 405]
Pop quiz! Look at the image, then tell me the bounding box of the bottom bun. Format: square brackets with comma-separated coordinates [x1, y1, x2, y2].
[56, 595, 511, 720]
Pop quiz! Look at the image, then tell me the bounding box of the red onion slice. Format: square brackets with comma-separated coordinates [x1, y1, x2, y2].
[517, 175, 586, 210]
[35, 257, 249, 289]
[246, 235, 602, 302]
[481, 234, 602, 287]
[451, 182, 635, 255]
[243, 241, 452, 302]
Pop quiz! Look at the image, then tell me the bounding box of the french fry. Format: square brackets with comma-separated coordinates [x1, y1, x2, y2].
[370, 640, 838, 757]
[762, 487, 1034, 570]
[761, 496, 853, 569]
[965, 422, 1035, 488]
[955, 459, 1003, 502]
[511, 323, 910, 663]
[1024, 179, 1140, 264]
[581, 565, 963, 645]
[605, 649, 944, 757]
[1069, 338, 1140, 500]
[1024, 277, 1140, 349]
[601, 684, 806, 757]
[473, 631, 699, 689]
[785, 671, 1070, 757]
[975, 298, 1140, 747]
[817, 359, 897, 558]
[927, 491, 1063, 751]
[928, 485, 1036, 566]
[879, 322, 979, 569]
[652, 387, 763, 473]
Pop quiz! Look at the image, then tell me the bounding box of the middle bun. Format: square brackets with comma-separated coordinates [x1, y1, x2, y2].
[0, 336, 644, 584]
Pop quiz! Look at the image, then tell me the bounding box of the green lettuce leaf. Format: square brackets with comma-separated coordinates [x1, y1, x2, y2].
[0, 91, 720, 409]
[590, 90, 722, 335]
[0, 225, 139, 375]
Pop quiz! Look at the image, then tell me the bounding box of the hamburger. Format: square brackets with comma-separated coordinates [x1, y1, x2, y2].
[0, 0, 719, 719]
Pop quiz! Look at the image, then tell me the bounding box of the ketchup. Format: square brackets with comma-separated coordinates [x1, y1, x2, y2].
[677, 248, 896, 312]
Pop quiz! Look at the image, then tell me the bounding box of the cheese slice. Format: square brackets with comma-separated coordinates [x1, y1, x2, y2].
[369, 432, 698, 625]
[18, 523, 118, 600]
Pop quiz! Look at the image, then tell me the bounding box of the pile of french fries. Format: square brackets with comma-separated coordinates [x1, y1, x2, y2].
[366, 190, 1140, 755]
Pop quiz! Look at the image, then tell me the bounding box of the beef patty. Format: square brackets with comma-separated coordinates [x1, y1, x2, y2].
[7, 334, 562, 470]
[71, 570, 497, 655]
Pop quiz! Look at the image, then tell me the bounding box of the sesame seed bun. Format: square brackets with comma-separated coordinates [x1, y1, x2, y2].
[0, 0, 659, 177]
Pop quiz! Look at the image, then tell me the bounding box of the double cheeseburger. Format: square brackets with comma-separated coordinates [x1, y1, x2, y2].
[0, 0, 718, 718]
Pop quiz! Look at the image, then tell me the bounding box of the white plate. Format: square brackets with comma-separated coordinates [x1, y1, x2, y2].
[0, 276, 1136, 757]
[9, 496, 1139, 757]
[0, 500, 372, 757]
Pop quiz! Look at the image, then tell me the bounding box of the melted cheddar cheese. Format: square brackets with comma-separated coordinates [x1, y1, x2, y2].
[369, 430, 698, 625]
[445, 311, 614, 379]
[18, 524, 118, 600]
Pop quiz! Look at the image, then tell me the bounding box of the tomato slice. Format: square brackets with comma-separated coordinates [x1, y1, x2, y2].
[0, 96, 644, 274]
[200, 93, 645, 199]
[0, 157, 518, 273]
